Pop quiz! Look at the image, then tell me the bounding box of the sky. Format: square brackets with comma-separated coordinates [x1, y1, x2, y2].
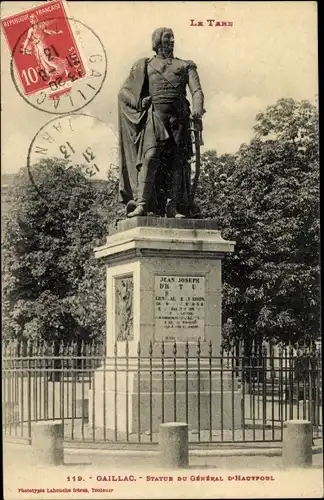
[1, 1, 318, 176]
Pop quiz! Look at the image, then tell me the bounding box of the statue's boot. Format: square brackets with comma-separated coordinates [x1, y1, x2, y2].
[166, 201, 186, 218]
[127, 168, 156, 218]
[126, 200, 137, 215]
[166, 168, 186, 218]
[127, 204, 147, 218]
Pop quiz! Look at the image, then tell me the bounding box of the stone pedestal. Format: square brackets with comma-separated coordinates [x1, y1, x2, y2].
[89, 218, 241, 435]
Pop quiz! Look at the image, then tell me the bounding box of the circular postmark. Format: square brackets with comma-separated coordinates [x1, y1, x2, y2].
[10, 17, 107, 114]
[27, 113, 118, 200]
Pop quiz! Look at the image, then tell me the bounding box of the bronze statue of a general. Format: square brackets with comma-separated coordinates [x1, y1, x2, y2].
[118, 27, 205, 218]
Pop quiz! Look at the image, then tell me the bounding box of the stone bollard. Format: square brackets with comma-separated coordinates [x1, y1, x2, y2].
[282, 420, 313, 468]
[159, 422, 188, 469]
[32, 422, 64, 466]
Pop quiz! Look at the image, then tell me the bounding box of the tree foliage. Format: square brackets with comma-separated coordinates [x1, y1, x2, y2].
[2, 159, 120, 342]
[196, 98, 319, 345]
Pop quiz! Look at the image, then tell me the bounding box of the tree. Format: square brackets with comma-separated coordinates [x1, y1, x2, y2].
[2, 159, 121, 343]
[196, 98, 319, 345]
[254, 98, 318, 153]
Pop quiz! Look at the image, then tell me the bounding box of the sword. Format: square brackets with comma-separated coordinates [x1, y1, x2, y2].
[189, 116, 204, 207]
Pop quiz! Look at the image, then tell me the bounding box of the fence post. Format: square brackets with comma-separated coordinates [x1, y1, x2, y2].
[159, 422, 188, 468]
[282, 420, 312, 468]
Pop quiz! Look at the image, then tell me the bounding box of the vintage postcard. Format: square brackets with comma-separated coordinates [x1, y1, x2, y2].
[1, 1, 321, 499]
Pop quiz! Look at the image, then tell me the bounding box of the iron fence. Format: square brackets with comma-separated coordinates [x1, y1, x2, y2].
[2, 339, 322, 447]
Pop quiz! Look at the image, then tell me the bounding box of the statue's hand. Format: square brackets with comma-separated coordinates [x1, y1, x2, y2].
[141, 96, 152, 110]
[192, 108, 206, 120]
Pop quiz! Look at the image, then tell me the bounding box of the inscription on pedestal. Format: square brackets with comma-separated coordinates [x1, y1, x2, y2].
[154, 275, 205, 342]
[115, 275, 134, 341]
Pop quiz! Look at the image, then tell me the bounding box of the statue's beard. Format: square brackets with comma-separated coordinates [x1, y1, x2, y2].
[158, 46, 174, 59]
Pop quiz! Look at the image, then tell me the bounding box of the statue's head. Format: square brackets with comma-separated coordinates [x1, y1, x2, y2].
[152, 27, 174, 56]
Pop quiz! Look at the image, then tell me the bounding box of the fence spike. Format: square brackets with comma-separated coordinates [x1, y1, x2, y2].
[39, 339, 44, 356]
[16, 340, 20, 357]
[37, 337, 41, 355]
[37, 338, 42, 355]
[311, 341, 317, 355]
[270, 339, 275, 357]
[235, 338, 239, 355]
[197, 338, 201, 356]
[208, 340, 212, 357]
[58, 340, 64, 355]
[9, 340, 14, 357]
[296, 342, 301, 357]
[27, 338, 32, 356]
[39, 338, 44, 355]
[161, 340, 165, 357]
[19, 338, 24, 357]
[100, 340, 104, 356]
[62, 341, 67, 356]
[262, 343, 267, 357]
[231, 340, 236, 356]
[3, 341, 7, 357]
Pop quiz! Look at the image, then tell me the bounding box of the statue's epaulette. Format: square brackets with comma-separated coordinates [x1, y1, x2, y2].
[174, 58, 197, 69]
[185, 59, 197, 70]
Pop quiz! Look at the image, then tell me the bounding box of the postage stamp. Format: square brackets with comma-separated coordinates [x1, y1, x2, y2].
[1, 0, 107, 114]
[27, 113, 118, 199]
[1, 0, 86, 97]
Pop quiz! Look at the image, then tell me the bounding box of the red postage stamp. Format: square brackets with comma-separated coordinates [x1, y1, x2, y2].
[1, 0, 87, 98]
